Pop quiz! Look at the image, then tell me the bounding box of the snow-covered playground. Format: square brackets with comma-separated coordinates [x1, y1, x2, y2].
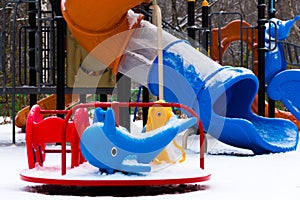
[1, 123, 300, 200]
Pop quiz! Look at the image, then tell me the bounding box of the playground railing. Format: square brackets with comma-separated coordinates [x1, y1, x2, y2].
[280, 41, 300, 67]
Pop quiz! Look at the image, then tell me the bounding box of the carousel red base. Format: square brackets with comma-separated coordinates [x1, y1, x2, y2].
[20, 157, 211, 186]
[20, 102, 210, 186]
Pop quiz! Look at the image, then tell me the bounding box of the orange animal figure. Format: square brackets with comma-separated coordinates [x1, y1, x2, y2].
[145, 100, 186, 164]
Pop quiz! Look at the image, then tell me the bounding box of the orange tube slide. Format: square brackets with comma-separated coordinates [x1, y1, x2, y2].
[61, 0, 150, 73]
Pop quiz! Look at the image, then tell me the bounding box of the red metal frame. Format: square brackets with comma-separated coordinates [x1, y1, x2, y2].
[53, 102, 206, 175]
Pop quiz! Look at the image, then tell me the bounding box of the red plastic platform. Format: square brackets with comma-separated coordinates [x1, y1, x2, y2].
[20, 154, 210, 186]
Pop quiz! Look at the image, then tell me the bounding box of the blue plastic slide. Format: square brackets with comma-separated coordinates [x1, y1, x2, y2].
[265, 16, 300, 121]
[268, 69, 300, 120]
[264, 16, 300, 84]
[119, 21, 299, 154]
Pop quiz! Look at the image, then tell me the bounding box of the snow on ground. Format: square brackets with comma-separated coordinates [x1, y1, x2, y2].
[1, 122, 300, 199]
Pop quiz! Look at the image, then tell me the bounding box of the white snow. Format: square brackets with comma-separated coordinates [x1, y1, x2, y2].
[127, 10, 141, 29]
[1, 122, 300, 199]
[61, 0, 66, 11]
